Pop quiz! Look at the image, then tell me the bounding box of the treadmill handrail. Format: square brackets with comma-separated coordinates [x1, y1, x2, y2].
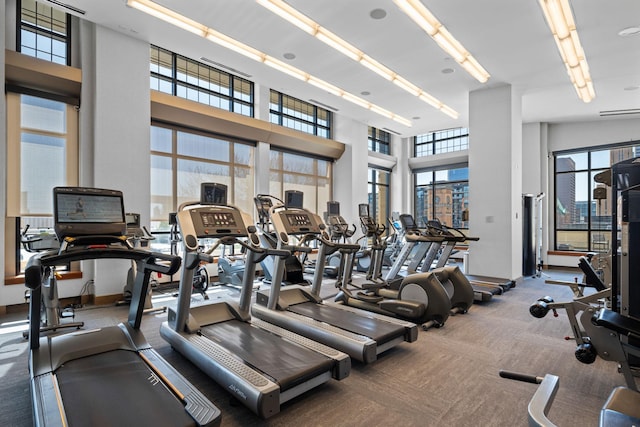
[25, 246, 180, 289]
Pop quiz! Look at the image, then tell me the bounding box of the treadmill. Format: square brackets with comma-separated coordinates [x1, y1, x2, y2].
[160, 183, 350, 419]
[27, 186, 220, 427]
[251, 191, 418, 364]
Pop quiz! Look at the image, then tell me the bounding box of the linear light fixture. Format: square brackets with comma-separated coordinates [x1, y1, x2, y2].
[128, 0, 206, 37]
[538, 0, 595, 102]
[257, 0, 459, 119]
[126, 0, 412, 126]
[392, 0, 490, 83]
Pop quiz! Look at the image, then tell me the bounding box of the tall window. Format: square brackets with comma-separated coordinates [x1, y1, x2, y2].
[269, 90, 331, 139]
[150, 45, 254, 117]
[269, 150, 333, 215]
[6, 92, 78, 273]
[414, 167, 469, 229]
[415, 127, 468, 157]
[18, 0, 71, 65]
[150, 123, 255, 249]
[368, 167, 390, 226]
[554, 144, 640, 252]
[368, 127, 390, 155]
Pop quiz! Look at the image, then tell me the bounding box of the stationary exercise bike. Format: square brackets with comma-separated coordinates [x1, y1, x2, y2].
[21, 225, 83, 337]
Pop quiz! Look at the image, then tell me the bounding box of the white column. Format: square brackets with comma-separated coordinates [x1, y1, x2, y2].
[468, 84, 523, 280]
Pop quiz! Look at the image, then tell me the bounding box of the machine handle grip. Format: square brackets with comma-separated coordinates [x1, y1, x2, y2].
[499, 370, 543, 384]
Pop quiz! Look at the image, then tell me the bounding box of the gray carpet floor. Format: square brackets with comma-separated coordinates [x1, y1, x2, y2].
[0, 268, 631, 426]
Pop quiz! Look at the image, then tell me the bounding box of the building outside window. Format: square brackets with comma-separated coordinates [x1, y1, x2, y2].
[150, 123, 255, 252]
[18, 0, 71, 65]
[415, 127, 468, 157]
[150, 45, 254, 117]
[368, 167, 390, 227]
[368, 127, 390, 155]
[414, 167, 469, 229]
[269, 150, 332, 215]
[269, 90, 331, 139]
[554, 144, 640, 252]
[6, 93, 78, 273]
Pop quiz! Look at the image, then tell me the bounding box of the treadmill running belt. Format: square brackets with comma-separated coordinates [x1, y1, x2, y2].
[200, 320, 333, 391]
[288, 302, 404, 344]
[56, 349, 195, 427]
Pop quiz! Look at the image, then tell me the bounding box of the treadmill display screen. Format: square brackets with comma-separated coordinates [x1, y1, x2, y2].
[200, 212, 237, 227]
[358, 204, 369, 218]
[54, 187, 126, 238]
[56, 193, 124, 224]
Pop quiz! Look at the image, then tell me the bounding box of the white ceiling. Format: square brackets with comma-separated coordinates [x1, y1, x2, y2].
[53, 0, 640, 137]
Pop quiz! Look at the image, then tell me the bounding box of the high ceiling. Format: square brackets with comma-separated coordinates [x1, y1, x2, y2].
[51, 0, 640, 137]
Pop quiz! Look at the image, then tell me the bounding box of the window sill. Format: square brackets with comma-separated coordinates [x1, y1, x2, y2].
[5, 270, 83, 285]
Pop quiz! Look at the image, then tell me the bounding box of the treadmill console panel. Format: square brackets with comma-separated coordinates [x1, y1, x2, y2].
[273, 209, 321, 236]
[178, 206, 248, 250]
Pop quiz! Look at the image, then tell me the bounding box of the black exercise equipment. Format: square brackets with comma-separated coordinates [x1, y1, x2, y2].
[27, 186, 220, 427]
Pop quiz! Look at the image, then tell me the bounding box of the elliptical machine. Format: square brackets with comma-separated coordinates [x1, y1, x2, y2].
[334, 205, 455, 330]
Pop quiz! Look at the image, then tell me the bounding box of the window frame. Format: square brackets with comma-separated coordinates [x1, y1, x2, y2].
[268, 148, 333, 215]
[414, 165, 469, 230]
[415, 127, 469, 157]
[17, 0, 72, 66]
[150, 45, 255, 117]
[368, 166, 391, 226]
[553, 142, 640, 252]
[368, 127, 391, 155]
[6, 91, 79, 276]
[149, 121, 256, 250]
[269, 90, 331, 139]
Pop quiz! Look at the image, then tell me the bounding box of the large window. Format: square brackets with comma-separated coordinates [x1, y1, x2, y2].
[6, 92, 78, 273]
[368, 127, 390, 155]
[150, 45, 254, 117]
[414, 167, 469, 229]
[269, 150, 333, 215]
[368, 167, 390, 227]
[554, 144, 640, 252]
[18, 0, 71, 65]
[269, 91, 331, 139]
[415, 127, 468, 157]
[150, 123, 255, 250]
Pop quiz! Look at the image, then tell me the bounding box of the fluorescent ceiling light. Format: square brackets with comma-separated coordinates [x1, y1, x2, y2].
[307, 77, 343, 97]
[538, 0, 595, 102]
[206, 30, 264, 62]
[315, 28, 361, 61]
[393, 0, 490, 83]
[127, 0, 206, 37]
[258, 0, 457, 119]
[256, 0, 316, 34]
[263, 56, 308, 81]
[128, 0, 412, 125]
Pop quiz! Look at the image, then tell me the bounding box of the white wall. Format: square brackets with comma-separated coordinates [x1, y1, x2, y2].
[75, 24, 152, 298]
[333, 115, 368, 226]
